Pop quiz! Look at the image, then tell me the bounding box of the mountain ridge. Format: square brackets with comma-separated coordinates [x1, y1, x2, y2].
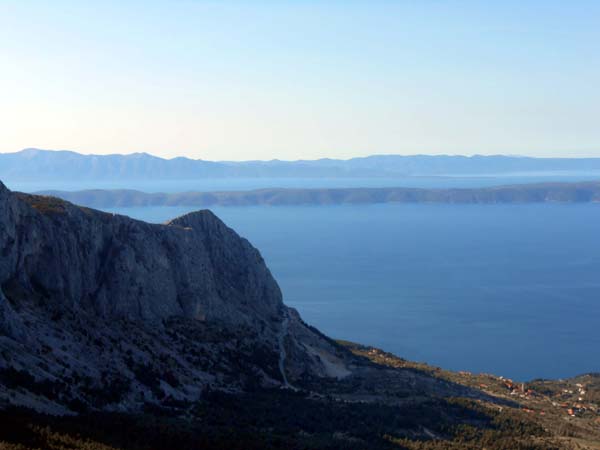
[3, 148, 600, 180]
[1, 179, 486, 417]
[0, 179, 355, 414]
[35, 181, 600, 208]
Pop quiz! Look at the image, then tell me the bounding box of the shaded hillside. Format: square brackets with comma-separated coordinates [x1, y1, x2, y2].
[39, 181, 600, 208]
[0, 180, 352, 414]
[2, 344, 600, 449]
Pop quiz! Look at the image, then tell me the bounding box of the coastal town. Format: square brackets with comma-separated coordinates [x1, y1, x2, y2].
[345, 343, 600, 449]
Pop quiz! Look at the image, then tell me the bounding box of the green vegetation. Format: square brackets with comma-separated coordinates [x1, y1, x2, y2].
[15, 194, 68, 215]
[2, 341, 599, 449]
[0, 389, 574, 450]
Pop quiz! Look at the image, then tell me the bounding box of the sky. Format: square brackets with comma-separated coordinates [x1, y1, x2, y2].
[1, 0, 599, 161]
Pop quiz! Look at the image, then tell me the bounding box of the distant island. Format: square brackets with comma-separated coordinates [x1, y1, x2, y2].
[2, 179, 600, 450]
[37, 181, 600, 208]
[2, 148, 600, 180]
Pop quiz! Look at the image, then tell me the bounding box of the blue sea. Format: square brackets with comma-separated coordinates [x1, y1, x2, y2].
[91, 202, 600, 382]
[6, 176, 600, 381]
[8, 172, 600, 193]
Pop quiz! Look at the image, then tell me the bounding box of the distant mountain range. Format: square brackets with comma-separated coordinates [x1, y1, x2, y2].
[2, 148, 600, 180]
[38, 181, 600, 208]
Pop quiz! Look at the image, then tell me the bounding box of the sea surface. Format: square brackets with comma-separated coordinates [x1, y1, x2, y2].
[6, 176, 600, 381]
[7, 172, 600, 193]
[96, 202, 600, 381]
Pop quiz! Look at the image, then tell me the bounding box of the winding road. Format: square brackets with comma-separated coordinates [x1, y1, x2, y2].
[277, 309, 296, 390]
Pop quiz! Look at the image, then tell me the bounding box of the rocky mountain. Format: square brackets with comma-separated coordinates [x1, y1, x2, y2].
[0, 179, 353, 414]
[2, 179, 600, 449]
[0, 180, 482, 416]
[2, 148, 600, 181]
[38, 181, 600, 208]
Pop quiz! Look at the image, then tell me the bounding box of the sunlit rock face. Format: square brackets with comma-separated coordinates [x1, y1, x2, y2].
[0, 181, 347, 414]
[1, 178, 282, 324]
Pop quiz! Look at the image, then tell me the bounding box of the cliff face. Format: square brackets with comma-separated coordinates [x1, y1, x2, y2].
[0, 181, 347, 414]
[2, 180, 281, 324]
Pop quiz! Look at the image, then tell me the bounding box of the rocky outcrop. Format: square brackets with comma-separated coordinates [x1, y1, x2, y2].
[0, 180, 491, 417]
[2, 180, 282, 324]
[0, 180, 349, 414]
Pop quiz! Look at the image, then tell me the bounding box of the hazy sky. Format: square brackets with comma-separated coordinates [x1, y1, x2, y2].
[1, 1, 599, 160]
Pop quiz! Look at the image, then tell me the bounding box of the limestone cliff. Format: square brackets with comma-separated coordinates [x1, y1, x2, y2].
[0, 180, 347, 414]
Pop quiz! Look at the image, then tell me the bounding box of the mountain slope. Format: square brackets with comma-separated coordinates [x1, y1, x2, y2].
[0, 180, 480, 417]
[0, 180, 349, 414]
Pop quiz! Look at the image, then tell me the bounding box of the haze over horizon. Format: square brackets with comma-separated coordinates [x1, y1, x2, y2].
[1, 1, 599, 161]
[3, 147, 600, 162]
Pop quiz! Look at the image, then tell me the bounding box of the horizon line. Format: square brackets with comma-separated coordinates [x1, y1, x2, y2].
[2, 147, 600, 162]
